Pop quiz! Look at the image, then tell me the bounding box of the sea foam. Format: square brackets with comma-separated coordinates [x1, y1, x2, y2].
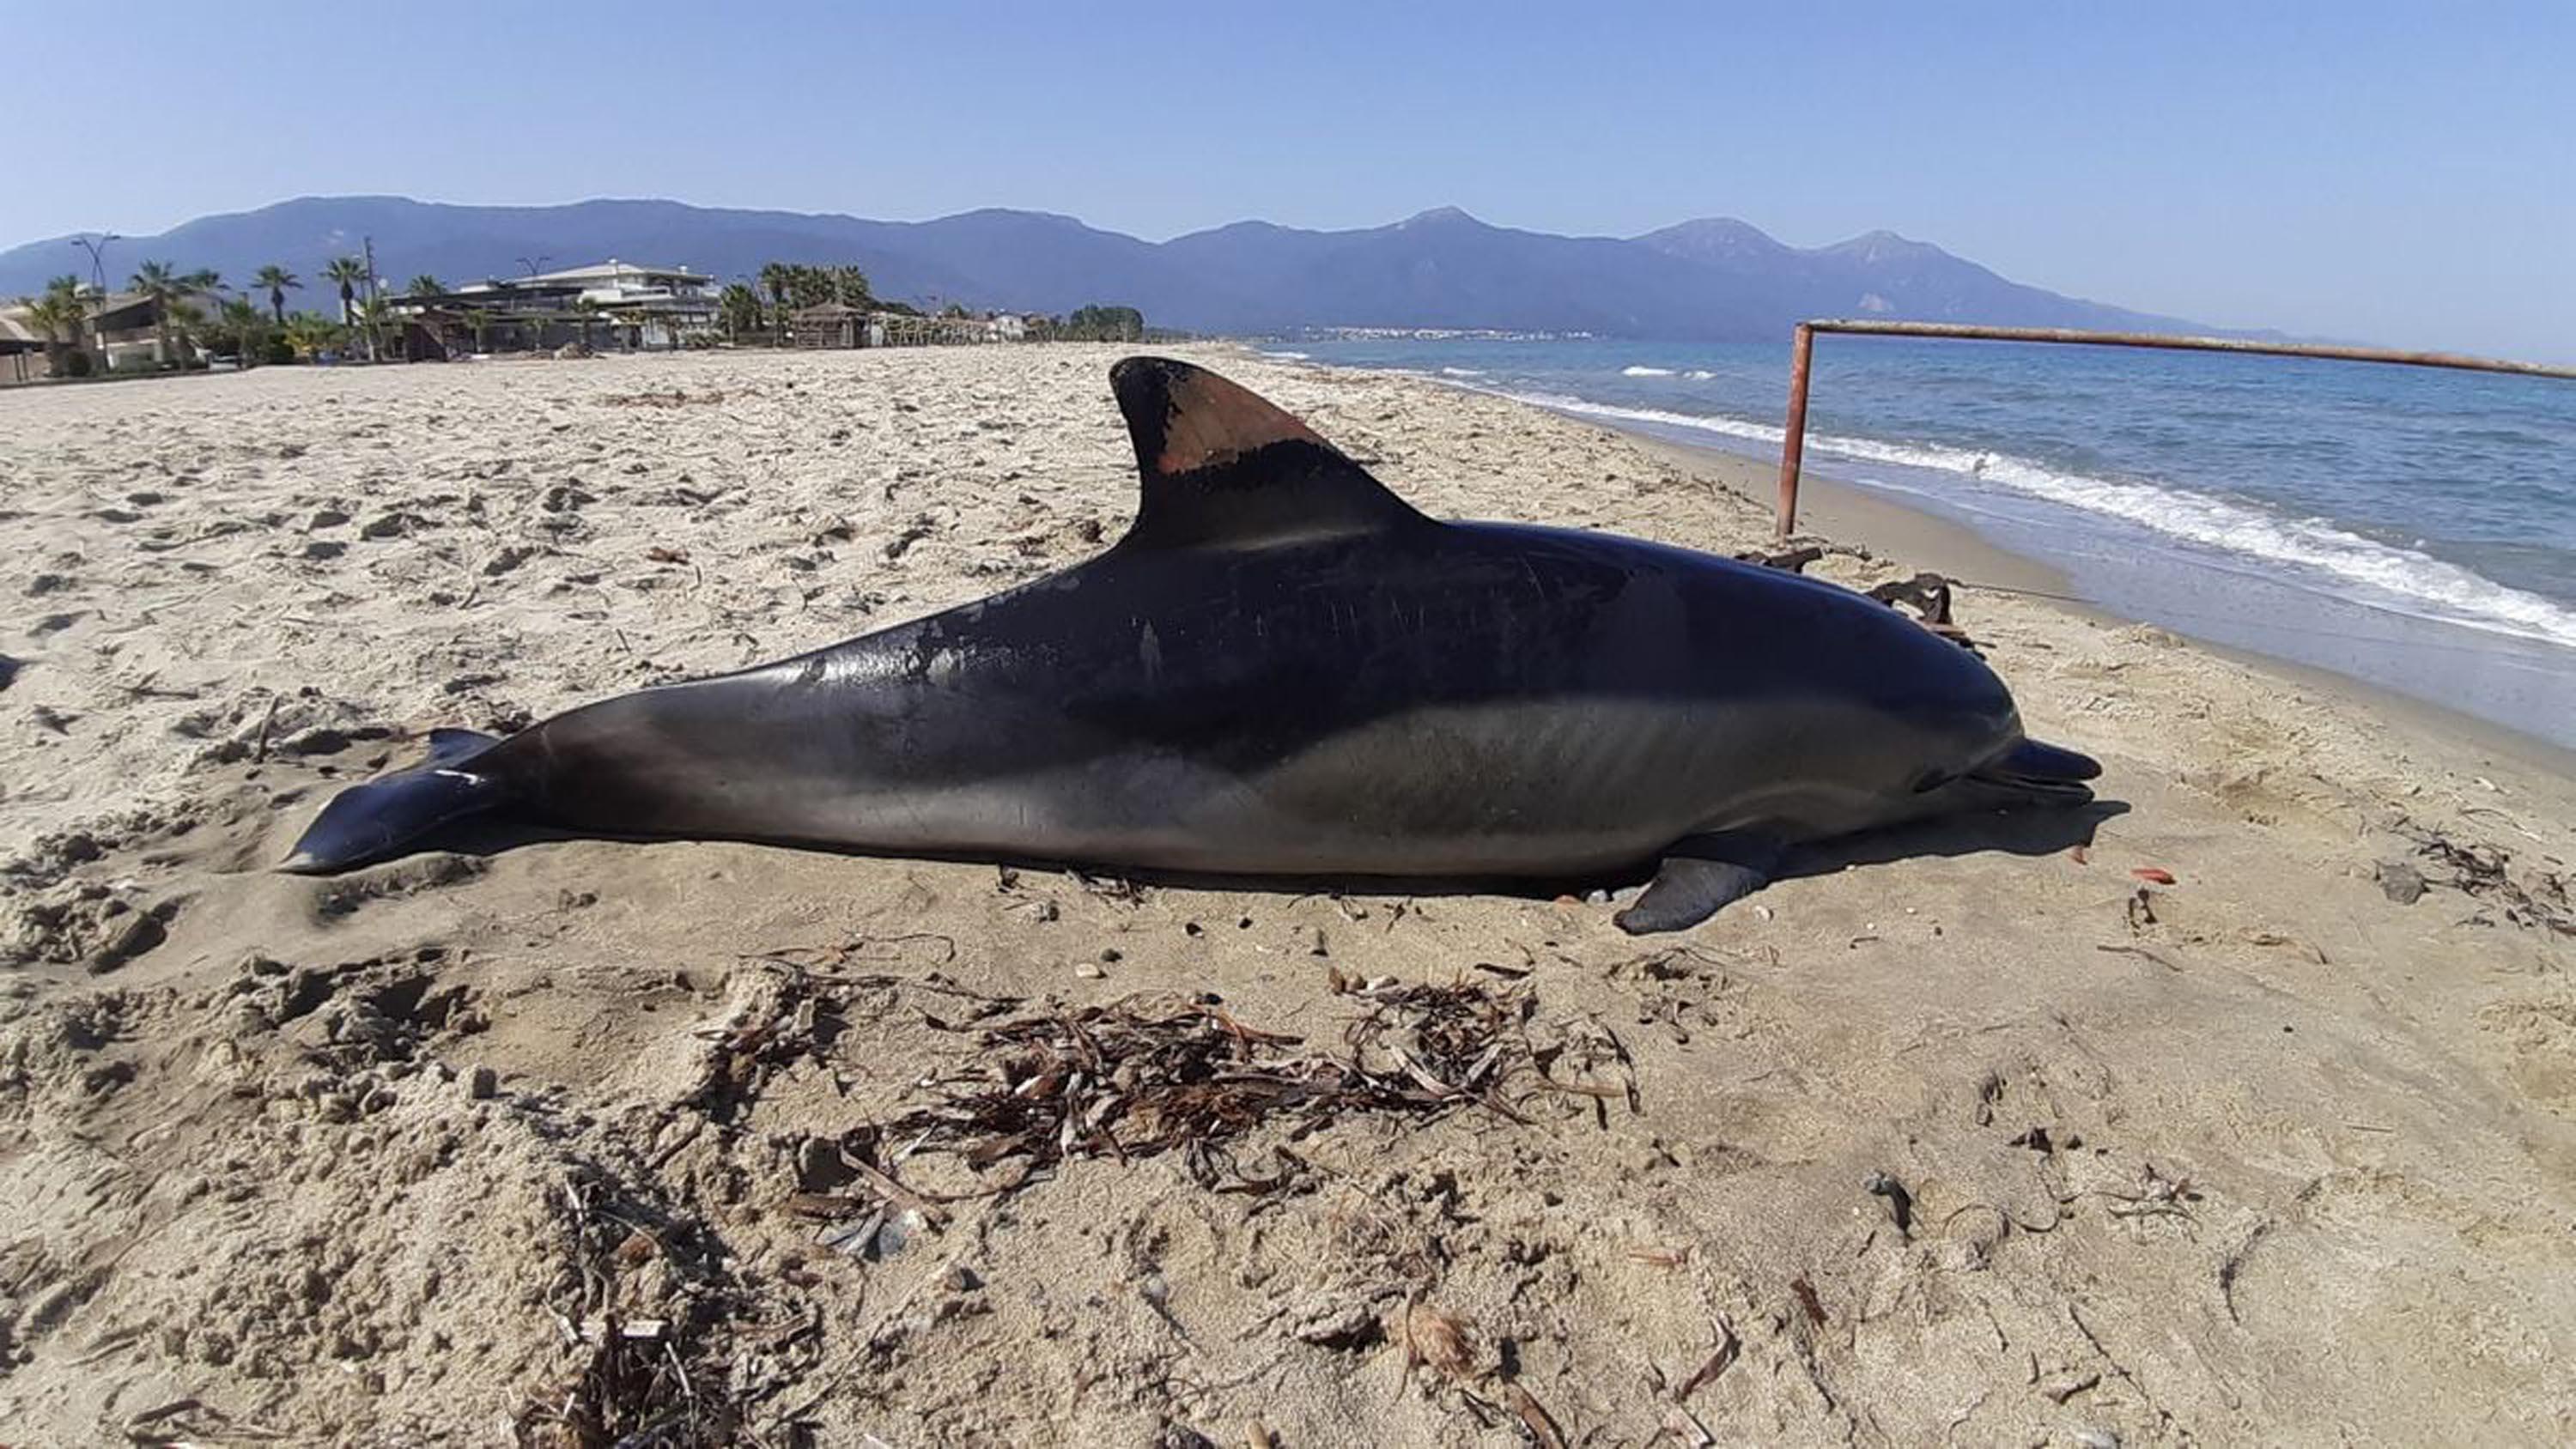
[1484, 388, 2576, 650]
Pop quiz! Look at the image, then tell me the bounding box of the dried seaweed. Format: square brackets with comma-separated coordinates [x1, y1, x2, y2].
[866, 975, 1542, 1192]
[598, 388, 727, 409]
[2404, 823, 2574, 937]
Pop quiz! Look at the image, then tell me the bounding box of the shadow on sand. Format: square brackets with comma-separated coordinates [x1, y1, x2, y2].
[361, 796, 2129, 927]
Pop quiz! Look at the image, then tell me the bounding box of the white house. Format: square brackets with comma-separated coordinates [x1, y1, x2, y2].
[443, 260, 719, 349]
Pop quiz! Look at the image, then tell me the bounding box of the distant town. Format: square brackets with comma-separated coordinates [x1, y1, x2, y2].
[2, 252, 1161, 383]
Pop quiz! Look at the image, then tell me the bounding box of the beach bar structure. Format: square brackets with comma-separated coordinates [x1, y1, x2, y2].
[1772, 319, 2576, 540]
[788, 302, 871, 349]
[787, 306, 1028, 349]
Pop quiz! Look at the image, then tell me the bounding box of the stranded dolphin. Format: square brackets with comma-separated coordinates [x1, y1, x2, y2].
[283, 356, 2100, 933]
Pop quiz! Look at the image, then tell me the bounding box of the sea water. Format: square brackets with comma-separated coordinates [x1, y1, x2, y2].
[1277, 337, 2576, 749]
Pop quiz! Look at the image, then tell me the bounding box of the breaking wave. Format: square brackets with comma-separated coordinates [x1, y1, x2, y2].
[1488, 390, 2576, 650]
[1620, 365, 1675, 377]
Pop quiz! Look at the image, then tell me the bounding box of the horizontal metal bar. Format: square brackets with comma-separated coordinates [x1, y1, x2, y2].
[1798, 319, 2576, 382]
[1774, 320, 2576, 540]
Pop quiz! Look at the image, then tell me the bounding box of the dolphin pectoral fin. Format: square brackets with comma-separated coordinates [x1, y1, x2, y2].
[1106, 356, 1434, 550]
[1613, 834, 1783, 935]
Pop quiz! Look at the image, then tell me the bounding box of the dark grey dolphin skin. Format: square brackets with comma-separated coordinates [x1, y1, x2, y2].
[283, 356, 2099, 932]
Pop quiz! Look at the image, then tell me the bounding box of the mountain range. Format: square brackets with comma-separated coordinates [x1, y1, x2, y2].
[0, 195, 2217, 340]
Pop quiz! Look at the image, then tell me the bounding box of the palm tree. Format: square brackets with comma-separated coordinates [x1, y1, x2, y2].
[717, 282, 760, 343]
[465, 308, 491, 353]
[323, 255, 367, 324]
[405, 274, 444, 298]
[218, 297, 267, 366]
[282, 311, 345, 361]
[17, 293, 77, 373]
[21, 275, 88, 372]
[181, 270, 224, 357]
[252, 264, 301, 324]
[128, 259, 186, 367]
[165, 298, 211, 359]
[758, 262, 790, 344]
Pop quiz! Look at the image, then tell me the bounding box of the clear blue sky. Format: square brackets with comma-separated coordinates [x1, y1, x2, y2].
[5, 1, 2569, 357]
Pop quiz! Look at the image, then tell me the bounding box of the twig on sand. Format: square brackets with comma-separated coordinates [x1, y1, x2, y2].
[2095, 942, 2182, 972]
[122, 1396, 290, 1444]
[250, 695, 281, 764]
[2220, 1221, 2273, 1325]
[1673, 1317, 1741, 1403]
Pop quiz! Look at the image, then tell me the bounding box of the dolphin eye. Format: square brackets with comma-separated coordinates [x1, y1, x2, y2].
[1910, 767, 1956, 794]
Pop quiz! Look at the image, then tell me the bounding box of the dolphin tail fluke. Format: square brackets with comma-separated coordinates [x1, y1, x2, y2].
[1965, 737, 2101, 806]
[277, 728, 512, 874]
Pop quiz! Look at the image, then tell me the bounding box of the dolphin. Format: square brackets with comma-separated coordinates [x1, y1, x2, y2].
[283, 356, 2100, 932]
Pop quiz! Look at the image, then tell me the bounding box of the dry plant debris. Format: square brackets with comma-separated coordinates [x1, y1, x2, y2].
[513, 1169, 742, 1448]
[598, 388, 728, 408]
[858, 973, 1560, 1194]
[2401, 821, 2574, 936]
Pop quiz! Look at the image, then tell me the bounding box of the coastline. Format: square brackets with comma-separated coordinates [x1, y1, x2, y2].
[3, 344, 2572, 1443]
[1607, 425, 2576, 780]
[1259, 341, 2576, 756]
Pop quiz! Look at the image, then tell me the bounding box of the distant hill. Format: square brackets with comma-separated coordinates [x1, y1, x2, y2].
[0, 195, 2216, 340]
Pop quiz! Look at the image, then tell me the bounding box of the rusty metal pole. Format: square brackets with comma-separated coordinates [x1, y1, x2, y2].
[1775, 323, 1814, 540]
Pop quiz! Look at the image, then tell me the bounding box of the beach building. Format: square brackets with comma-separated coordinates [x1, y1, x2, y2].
[788, 301, 870, 349]
[0, 306, 51, 381]
[407, 260, 719, 351]
[82, 291, 173, 371]
[0, 289, 175, 378]
[785, 305, 1028, 349]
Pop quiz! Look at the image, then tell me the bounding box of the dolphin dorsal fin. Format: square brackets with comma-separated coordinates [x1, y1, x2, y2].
[1108, 357, 1431, 549]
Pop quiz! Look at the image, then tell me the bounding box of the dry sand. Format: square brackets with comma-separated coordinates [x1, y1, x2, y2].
[3, 344, 2573, 1445]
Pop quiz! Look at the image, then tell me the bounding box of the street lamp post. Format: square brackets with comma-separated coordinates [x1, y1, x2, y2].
[70, 233, 118, 358]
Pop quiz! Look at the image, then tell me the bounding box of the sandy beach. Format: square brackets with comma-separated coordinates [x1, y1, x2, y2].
[4, 344, 2573, 1444]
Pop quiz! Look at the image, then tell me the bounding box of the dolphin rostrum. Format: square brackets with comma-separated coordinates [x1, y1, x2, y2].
[283, 356, 2100, 932]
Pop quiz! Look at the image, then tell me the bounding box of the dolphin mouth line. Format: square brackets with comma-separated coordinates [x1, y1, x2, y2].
[1965, 769, 2097, 806]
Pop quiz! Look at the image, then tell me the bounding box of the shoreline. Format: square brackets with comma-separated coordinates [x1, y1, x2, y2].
[1610, 426, 2576, 779]
[1249, 343, 2576, 761]
[1242, 338, 2571, 775]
